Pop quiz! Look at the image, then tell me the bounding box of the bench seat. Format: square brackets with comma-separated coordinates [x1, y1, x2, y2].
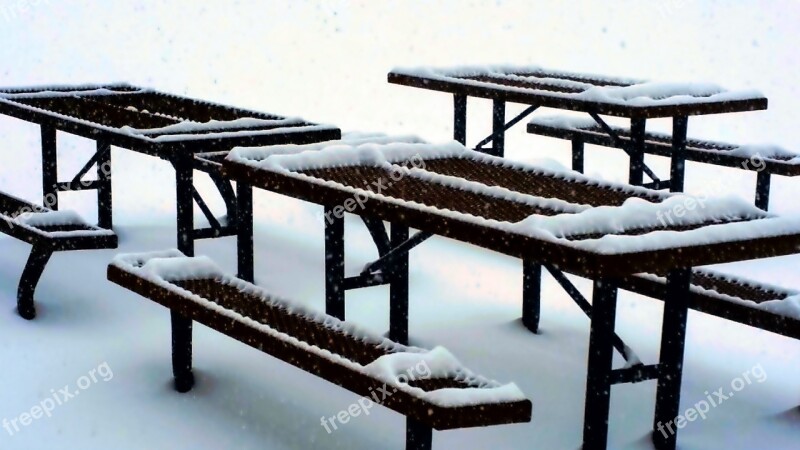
[527, 115, 800, 209]
[619, 269, 799, 340]
[0, 191, 117, 319]
[108, 250, 532, 450]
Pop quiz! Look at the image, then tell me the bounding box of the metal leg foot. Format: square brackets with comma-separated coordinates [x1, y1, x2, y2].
[405, 417, 432, 450]
[17, 245, 53, 320]
[522, 259, 541, 333]
[171, 311, 194, 393]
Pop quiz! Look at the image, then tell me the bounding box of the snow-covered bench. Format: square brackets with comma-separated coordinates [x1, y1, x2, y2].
[0, 191, 117, 319]
[107, 251, 532, 450]
[527, 115, 800, 210]
[618, 269, 800, 340]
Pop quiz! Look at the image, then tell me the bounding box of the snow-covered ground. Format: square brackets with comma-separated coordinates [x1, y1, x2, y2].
[0, 1, 798, 449]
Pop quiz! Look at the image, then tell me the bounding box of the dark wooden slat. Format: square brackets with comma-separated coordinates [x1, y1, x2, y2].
[618, 271, 800, 340]
[528, 121, 800, 177]
[107, 265, 533, 430]
[14, 96, 178, 129]
[83, 91, 282, 122]
[388, 72, 768, 119]
[461, 75, 586, 94]
[221, 157, 800, 278]
[300, 165, 559, 222]
[420, 157, 666, 207]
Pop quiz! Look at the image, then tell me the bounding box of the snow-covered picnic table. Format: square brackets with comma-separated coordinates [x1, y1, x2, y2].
[387, 65, 768, 192]
[221, 138, 800, 450]
[0, 83, 341, 255]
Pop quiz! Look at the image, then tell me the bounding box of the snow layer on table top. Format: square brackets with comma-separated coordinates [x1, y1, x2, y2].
[225, 138, 800, 255]
[230, 136, 666, 198]
[112, 251, 526, 407]
[511, 194, 766, 239]
[120, 117, 306, 136]
[393, 65, 764, 106]
[0, 91, 335, 143]
[531, 114, 800, 162]
[0, 83, 142, 99]
[394, 64, 645, 87]
[228, 131, 426, 163]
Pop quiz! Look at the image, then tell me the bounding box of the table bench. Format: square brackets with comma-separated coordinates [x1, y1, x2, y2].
[0, 191, 117, 319]
[527, 115, 800, 210]
[0, 84, 341, 256]
[107, 250, 532, 450]
[620, 269, 799, 340]
[222, 139, 800, 450]
[388, 65, 767, 193]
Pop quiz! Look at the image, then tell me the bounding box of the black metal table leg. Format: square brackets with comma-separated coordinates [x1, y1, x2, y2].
[582, 277, 619, 450]
[670, 116, 688, 193]
[491, 99, 506, 157]
[96, 139, 113, 229]
[522, 259, 542, 333]
[171, 310, 194, 393]
[406, 417, 432, 450]
[41, 124, 58, 210]
[652, 268, 692, 450]
[453, 94, 467, 145]
[755, 171, 771, 211]
[173, 154, 194, 256]
[16, 245, 54, 320]
[325, 205, 345, 320]
[572, 139, 585, 173]
[236, 182, 254, 282]
[628, 117, 647, 186]
[389, 223, 410, 344]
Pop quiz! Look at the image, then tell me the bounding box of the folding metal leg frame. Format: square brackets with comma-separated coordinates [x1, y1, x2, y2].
[323, 210, 429, 346]
[20, 124, 109, 320]
[232, 193, 433, 448]
[40, 124, 113, 228]
[571, 114, 689, 193]
[452, 94, 539, 157]
[522, 261, 692, 450]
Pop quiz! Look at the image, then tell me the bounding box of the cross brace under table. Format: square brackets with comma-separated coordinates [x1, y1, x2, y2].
[451, 94, 689, 193]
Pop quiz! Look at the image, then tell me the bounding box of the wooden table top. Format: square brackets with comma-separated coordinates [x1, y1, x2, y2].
[388, 66, 768, 119]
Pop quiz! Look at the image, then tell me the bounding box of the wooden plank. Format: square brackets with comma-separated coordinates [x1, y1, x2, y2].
[618, 272, 800, 340]
[527, 122, 800, 177]
[0, 191, 118, 250]
[107, 265, 533, 430]
[222, 156, 800, 277]
[388, 72, 768, 119]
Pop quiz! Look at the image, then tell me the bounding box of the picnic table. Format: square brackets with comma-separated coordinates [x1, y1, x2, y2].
[0, 83, 341, 256]
[387, 66, 767, 192]
[221, 139, 800, 450]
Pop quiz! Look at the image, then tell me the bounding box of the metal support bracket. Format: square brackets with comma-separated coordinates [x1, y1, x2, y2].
[474, 104, 540, 154]
[361, 231, 433, 276]
[587, 113, 662, 185]
[544, 264, 642, 365]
